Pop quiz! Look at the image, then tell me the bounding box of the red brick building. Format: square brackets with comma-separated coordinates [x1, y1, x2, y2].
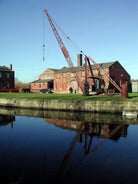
[30, 55, 130, 94]
[54, 60, 130, 94]
[0, 65, 14, 90]
[30, 68, 59, 93]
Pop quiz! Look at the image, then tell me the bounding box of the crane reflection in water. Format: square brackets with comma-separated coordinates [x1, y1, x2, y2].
[0, 110, 136, 184]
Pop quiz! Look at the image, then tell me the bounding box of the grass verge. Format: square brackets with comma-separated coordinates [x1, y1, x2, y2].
[0, 92, 138, 101]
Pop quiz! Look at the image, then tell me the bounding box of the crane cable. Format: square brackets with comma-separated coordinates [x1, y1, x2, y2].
[45, 13, 86, 58]
[43, 12, 46, 61]
[53, 18, 85, 56]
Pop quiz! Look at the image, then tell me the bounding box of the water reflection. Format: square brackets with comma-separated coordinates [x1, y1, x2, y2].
[0, 108, 138, 184]
[0, 114, 15, 128]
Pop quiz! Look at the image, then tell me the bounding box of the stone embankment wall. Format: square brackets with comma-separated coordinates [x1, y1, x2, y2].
[0, 98, 138, 113]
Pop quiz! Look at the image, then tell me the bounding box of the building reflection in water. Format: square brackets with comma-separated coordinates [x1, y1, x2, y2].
[0, 114, 15, 128]
[42, 116, 129, 183]
[0, 109, 135, 184]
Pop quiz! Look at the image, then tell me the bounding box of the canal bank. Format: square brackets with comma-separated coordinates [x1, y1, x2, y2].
[0, 98, 138, 113]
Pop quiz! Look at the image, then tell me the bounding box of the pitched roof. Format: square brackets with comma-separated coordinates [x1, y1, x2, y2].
[0, 66, 11, 71]
[42, 68, 60, 73]
[31, 79, 53, 83]
[56, 61, 116, 73]
[99, 61, 116, 69]
[48, 68, 60, 72]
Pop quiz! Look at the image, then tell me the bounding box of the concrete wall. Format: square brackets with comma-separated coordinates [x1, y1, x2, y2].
[0, 98, 138, 113]
[109, 61, 130, 92]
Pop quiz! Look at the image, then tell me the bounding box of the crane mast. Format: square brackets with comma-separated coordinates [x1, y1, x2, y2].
[44, 9, 84, 93]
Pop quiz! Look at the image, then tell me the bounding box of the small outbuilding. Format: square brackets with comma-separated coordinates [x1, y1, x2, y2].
[131, 80, 138, 92]
[30, 68, 59, 93]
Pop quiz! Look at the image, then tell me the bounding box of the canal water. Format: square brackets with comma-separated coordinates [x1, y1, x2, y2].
[0, 108, 138, 184]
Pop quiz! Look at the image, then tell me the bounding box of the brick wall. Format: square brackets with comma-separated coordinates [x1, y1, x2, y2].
[109, 61, 130, 92]
[39, 69, 55, 80]
[30, 82, 49, 93]
[54, 70, 86, 93]
[30, 69, 55, 93]
[54, 61, 130, 94]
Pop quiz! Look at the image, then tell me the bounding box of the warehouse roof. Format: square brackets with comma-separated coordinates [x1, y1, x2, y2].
[56, 61, 116, 73]
[31, 79, 53, 83]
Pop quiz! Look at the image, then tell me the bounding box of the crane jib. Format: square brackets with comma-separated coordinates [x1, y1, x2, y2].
[61, 47, 69, 58]
[44, 8, 84, 93]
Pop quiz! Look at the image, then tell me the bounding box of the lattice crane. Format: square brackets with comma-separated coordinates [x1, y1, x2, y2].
[44, 9, 84, 93]
[44, 9, 122, 94]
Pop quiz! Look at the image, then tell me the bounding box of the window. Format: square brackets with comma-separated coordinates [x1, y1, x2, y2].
[0, 72, 2, 78]
[71, 73, 75, 78]
[63, 83, 67, 90]
[6, 73, 10, 79]
[63, 73, 66, 78]
[81, 71, 85, 77]
[6, 82, 10, 88]
[55, 74, 59, 79]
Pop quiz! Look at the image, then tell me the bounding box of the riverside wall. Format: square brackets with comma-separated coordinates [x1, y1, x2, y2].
[0, 98, 138, 113]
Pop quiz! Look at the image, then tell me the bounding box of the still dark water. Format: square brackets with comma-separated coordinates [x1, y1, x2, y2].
[0, 108, 138, 184]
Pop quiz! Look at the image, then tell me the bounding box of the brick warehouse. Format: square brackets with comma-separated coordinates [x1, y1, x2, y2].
[30, 54, 131, 94]
[30, 68, 59, 93]
[0, 65, 15, 90]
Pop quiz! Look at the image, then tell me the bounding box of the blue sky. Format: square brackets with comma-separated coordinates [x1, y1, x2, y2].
[0, 0, 137, 83]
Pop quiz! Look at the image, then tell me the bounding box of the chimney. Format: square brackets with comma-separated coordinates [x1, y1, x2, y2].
[10, 64, 12, 70]
[77, 53, 83, 67]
